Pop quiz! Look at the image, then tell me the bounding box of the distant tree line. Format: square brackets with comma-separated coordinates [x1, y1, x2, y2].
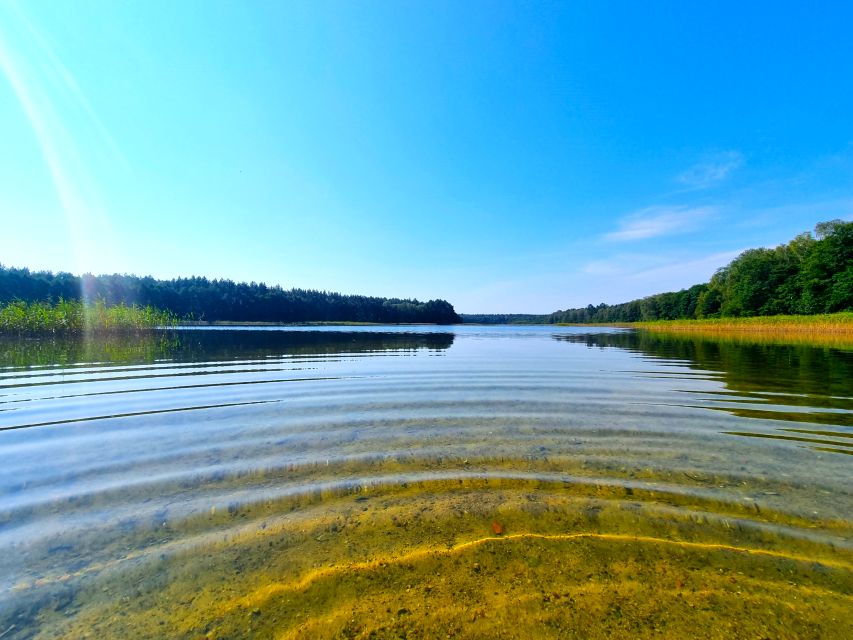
[548, 219, 853, 323]
[0, 268, 461, 324]
[460, 313, 548, 324]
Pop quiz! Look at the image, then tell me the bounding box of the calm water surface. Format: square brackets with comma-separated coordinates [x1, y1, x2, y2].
[0, 326, 851, 639]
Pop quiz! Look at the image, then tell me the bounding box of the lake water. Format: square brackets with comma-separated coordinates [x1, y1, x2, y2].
[0, 325, 851, 639]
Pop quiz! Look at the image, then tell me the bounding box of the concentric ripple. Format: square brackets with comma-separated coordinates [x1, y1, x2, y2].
[0, 326, 850, 639]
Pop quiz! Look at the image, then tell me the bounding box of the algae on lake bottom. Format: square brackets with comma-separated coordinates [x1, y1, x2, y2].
[16, 478, 853, 640]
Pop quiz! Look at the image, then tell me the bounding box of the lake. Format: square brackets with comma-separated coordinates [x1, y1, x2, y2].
[0, 325, 851, 639]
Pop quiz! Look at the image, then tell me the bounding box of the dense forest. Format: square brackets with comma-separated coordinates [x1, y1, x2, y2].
[0, 269, 461, 325]
[549, 219, 853, 323]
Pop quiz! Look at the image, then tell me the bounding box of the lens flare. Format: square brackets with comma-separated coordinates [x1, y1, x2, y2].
[0, 0, 125, 325]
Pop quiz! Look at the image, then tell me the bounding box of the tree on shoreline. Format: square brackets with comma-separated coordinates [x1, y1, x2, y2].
[0, 269, 461, 325]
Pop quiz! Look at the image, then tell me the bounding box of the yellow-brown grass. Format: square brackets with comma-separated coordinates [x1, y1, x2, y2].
[628, 313, 853, 348]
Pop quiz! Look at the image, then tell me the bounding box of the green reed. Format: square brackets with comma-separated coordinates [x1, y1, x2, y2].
[0, 299, 176, 335]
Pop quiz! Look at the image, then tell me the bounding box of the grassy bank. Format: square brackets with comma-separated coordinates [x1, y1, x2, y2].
[0, 299, 176, 336]
[630, 312, 853, 348]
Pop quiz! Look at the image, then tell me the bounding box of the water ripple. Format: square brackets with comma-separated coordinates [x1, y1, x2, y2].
[0, 327, 851, 639]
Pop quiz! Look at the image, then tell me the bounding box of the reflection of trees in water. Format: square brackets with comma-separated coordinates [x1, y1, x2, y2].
[554, 331, 853, 409]
[0, 330, 455, 368]
[173, 330, 456, 361]
[0, 334, 184, 368]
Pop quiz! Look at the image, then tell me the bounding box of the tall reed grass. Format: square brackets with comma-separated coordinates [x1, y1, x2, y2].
[0, 300, 176, 335]
[632, 312, 853, 348]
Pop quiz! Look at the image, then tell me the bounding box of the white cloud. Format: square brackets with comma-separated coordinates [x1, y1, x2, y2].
[604, 205, 715, 241]
[677, 151, 743, 189]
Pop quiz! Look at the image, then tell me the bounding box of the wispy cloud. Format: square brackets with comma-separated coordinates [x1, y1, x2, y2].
[581, 260, 624, 276]
[604, 205, 715, 242]
[677, 151, 742, 190]
[630, 249, 743, 282]
[572, 248, 742, 308]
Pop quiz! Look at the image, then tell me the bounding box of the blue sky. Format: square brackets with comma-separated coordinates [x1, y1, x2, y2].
[1, 1, 852, 313]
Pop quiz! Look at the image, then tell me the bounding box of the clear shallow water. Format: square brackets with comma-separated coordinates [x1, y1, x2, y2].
[0, 326, 851, 639]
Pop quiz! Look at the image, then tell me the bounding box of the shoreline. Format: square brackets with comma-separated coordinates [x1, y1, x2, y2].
[556, 312, 853, 331]
[556, 313, 853, 348]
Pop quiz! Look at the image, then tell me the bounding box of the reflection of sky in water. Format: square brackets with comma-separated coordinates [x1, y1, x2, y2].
[0, 326, 851, 637]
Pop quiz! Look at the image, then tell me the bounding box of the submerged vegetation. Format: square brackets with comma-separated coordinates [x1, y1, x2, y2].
[0, 299, 175, 336]
[550, 219, 853, 323]
[12, 472, 853, 639]
[0, 267, 461, 324]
